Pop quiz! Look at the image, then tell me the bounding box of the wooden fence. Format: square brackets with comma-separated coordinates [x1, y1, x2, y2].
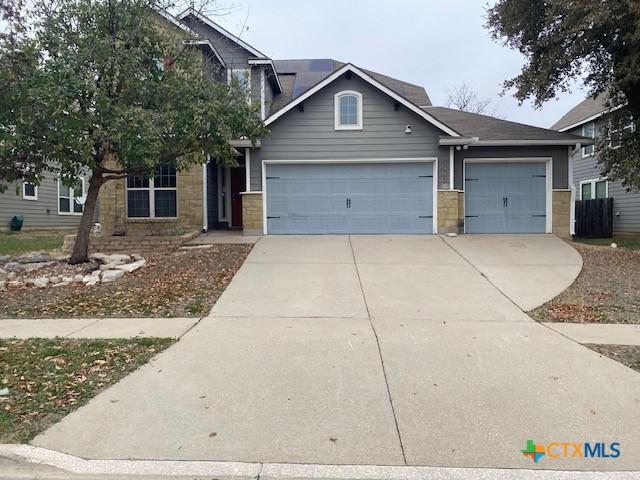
[575, 198, 614, 238]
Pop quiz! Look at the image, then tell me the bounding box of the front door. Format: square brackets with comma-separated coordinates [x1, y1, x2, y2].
[230, 167, 245, 228]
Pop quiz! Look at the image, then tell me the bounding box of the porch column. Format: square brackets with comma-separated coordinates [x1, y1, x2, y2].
[245, 148, 251, 192]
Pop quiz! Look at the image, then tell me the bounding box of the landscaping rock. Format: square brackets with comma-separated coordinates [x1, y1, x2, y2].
[100, 262, 124, 271]
[16, 251, 53, 263]
[90, 253, 131, 265]
[27, 277, 50, 288]
[101, 270, 124, 283]
[114, 259, 146, 273]
[52, 281, 71, 288]
[6, 271, 16, 281]
[49, 275, 62, 284]
[4, 262, 22, 272]
[73, 274, 84, 283]
[0, 280, 5, 290]
[131, 253, 144, 262]
[0, 387, 8, 396]
[7, 280, 24, 288]
[85, 277, 99, 287]
[0, 255, 10, 264]
[82, 271, 101, 283]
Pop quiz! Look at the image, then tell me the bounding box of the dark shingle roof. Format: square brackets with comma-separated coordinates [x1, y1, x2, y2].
[272, 59, 431, 109]
[551, 94, 609, 131]
[424, 106, 586, 141]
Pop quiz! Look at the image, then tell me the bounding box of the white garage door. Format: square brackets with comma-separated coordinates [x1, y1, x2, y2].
[265, 162, 434, 234]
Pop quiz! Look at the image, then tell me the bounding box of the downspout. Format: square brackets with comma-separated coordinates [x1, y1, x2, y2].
[202, 156, 209, 233]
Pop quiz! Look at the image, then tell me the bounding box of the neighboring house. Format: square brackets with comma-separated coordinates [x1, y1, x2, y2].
[97, 9, 591, 239]
[0, 173, 90, 230]
[552, 94, 640, 234]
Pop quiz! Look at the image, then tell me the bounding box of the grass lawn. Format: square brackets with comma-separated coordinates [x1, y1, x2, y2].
[0, 337, 173, 443]
[585, 344, 640, 373]
[576, 235, 640, 251]
[0, 230, 71, 256]
[530, 242, 640, 324]
[0, 244, 251, 318]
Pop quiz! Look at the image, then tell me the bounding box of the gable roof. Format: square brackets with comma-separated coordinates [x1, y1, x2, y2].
[264, 63, 458, 136]
[271, 59, 430, 110]
[178, 7, 268, 59]
[551, 94, 616, 132]
[425, 106, 588, 145]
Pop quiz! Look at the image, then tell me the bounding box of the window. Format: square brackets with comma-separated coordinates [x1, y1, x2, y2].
[580, 179, 608, 200]
[609, 113, 635, 149]
[228, 69, 251, 101]
[22, 182, 37, 200]
[334, 90, 363, 130]
[58, 177, 85, 215]
[127, 165, 177, 218]
[582, 121, 595, 157]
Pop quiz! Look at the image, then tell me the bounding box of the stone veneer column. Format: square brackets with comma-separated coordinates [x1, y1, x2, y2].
[241, 192, 263, 236]
[552, 189, 572, 238]
[437, 190, 464, 234]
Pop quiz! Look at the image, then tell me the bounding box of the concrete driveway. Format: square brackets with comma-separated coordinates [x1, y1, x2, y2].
[33, 235, 640, 471]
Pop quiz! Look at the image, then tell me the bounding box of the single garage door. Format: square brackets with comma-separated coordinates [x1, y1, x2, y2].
[266, 162, 433, 234]
[465, 162, 547, 233]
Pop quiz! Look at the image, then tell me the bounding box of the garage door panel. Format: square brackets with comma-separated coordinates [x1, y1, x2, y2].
[266, 163, 433, 234]
[465, 162, 546, 234]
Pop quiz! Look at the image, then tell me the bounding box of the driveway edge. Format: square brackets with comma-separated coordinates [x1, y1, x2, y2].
[2, 445, 639, 480]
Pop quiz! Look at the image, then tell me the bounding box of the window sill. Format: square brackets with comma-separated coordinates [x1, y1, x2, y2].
[335, 126, 363, 131]
[23, 197, 38, 201]
[58, 212, 83, 216]
[126, 217, 178, 222]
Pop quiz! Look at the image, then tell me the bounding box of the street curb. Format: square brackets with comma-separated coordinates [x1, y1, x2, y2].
[1, 445, 640, 480]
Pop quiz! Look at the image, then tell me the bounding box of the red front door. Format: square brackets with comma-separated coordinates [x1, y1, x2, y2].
[230, 167, 245, 228]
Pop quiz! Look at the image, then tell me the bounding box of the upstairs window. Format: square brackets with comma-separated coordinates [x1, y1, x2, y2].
[582, 121, 595, 157]
[127, 165, 177, 218]
[610, 113, 635, 149]
[58, 177, 85, 215]
[228, 68, 251, 102]
[22, 182, 37, 200]
[335, 90, 363, 130]
[580, 179, 608, 200]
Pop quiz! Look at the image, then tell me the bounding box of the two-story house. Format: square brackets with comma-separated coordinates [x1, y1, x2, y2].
[94, 8, 592, 239]
[552, 94, 639, 234]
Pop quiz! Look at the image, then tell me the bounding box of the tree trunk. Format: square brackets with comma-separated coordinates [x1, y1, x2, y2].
[69, 174, 103, 264]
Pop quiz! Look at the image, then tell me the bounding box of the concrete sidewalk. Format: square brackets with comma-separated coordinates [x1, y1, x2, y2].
[544, 322, 640, 345]
[0, 317, 199, 339]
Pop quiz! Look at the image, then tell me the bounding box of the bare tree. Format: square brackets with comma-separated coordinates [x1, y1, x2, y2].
[445, 84, 498, 116]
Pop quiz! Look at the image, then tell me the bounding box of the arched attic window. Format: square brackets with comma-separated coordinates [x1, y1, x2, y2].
[334, 90, 363, 130]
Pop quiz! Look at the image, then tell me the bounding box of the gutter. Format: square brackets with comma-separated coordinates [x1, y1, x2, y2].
[438, 138, 593, 147]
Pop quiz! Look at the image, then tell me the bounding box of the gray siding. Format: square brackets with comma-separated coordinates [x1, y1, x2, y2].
[453, 146, 569, 191]
[568, 120, 640, 233]
[182, 17, 253, 69]
[252, 73, 444, 191]
[0, 175, 84, 229]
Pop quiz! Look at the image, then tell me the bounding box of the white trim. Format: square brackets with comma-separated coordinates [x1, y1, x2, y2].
[57, 177, 85, 216]
[264, 63, 460, 137]
[581, 121, 596, 157]
[245, 148, 251, 193]
[230, 139, 261, 148]
[462, 157, 553, 234]
[474, 139, 589, 146]
[440, 137, 478, 146]
[186, 39, 226, 68]
[125, 170, 178, 220]
[557, 104, 625, 132]
[22, 182, 38, 201]
[248, 58, 283, 93]
[202, 161, 208, 232]
[449, 147, 454, 190]
[156, 8, 197, 36]
[579, 178, 609, 200]
[178, 8, 268, 59]
[261, 157, 439, 235]
[260, 69, 266, 120]
[334, 90, 363, 130]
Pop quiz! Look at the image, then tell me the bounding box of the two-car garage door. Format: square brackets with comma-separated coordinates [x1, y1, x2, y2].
[265, 162, 434, 234]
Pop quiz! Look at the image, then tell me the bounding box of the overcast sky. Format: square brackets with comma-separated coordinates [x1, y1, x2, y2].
[210, 0, 586, 128]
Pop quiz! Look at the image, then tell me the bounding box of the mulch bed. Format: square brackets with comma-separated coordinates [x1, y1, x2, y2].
[530, 242, 640, 324]
[0, 338, 174, 443]
[585, 344, 640, 373]
[0, 245, 251, 318]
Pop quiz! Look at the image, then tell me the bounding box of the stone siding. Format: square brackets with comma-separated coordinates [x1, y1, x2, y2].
[552, 189, 572, 238]
[98, 161, 204, 236]
[241, 192, 263, 235]
[437, 190, 464, 234]
[63, 231, 199, 253]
